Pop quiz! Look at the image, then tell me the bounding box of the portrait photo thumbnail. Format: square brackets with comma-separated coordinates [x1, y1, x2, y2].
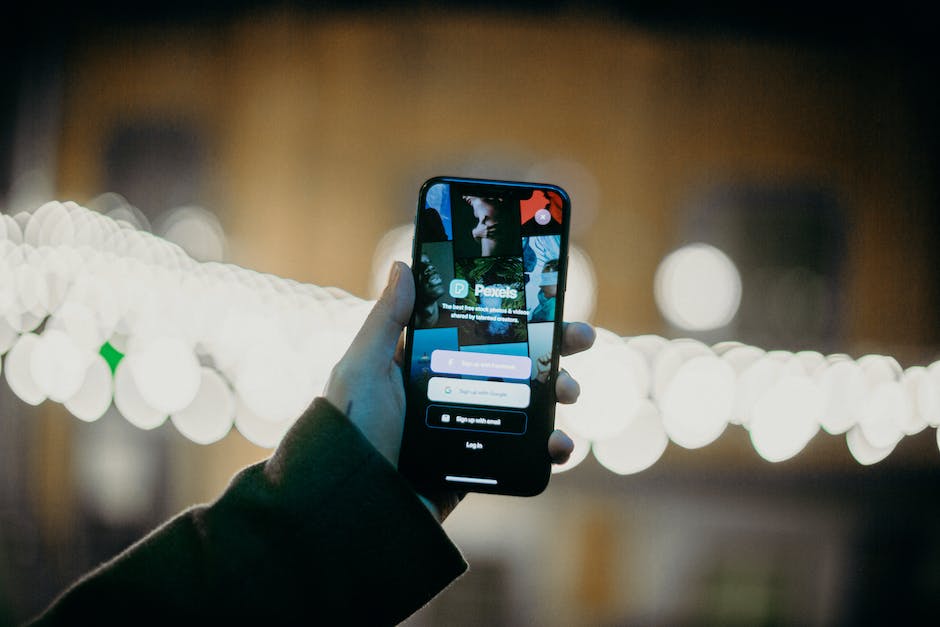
[415, 241, 455, 329]
[419, 182, 453, 242]
[523, 235, 561, 323]
[451, 192, 522, 259]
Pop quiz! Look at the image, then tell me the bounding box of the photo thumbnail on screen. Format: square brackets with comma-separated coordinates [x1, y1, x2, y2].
[526, 321, 555, 382]
[521, 189, 565, 236]
[523, 235, 561, 323]
[415, 242, 456, 329]
[409, 327, 458, 387]
[452, 194, 522, 259]
[420, 183, 453, 242]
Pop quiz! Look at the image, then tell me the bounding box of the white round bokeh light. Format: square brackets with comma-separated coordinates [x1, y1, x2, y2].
[654, 243, 742, 331]
[171, 367, 235, 445]
[592, 400, 669, 474]
[64, 354, 113, 422]
[4, 332, 46, 406]
[114, 355, 167, 430]
[660, 355, 735, 449]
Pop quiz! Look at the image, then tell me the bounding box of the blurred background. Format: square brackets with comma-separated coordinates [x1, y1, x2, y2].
[2, 1, 939, 624]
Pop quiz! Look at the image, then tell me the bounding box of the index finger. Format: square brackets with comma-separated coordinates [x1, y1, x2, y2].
[560, 322, 595, 356]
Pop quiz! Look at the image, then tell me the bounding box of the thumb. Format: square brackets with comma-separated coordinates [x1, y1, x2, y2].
[348, 261, 414, 362]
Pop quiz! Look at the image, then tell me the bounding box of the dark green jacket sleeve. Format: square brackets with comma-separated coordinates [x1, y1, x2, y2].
[31, 398, 467, 625]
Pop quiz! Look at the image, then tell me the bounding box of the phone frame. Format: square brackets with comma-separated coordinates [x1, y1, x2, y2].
[398, 176, 571, 496]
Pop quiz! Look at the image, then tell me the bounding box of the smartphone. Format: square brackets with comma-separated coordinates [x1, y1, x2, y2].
[398, 176, 571, 496]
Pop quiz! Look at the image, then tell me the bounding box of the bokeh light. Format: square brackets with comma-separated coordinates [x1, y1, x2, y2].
[4, 332, 46, 406]
[660, 355, 734, 449]
[847, 424, 899, 465]
[113, 355, 167, 430]
[592, 400, 669, 474]
[156, 205, 226, 262]
[748, 375, 822, 462]
[856, 381, 909, 449]
[64, 354, 113, 422]
[234, 396, 295, 448]
[170, 367, 235, 445]
[654, 243, 742, 331]
[1, 199, 938, 471]
[30, 328, 90, 403]
[130, 337, 201, 414]
[560, 341, 642, 441]
[552, 406, 591, 474]
[565, 245, 597, 322]
[818, 360, 866, 435]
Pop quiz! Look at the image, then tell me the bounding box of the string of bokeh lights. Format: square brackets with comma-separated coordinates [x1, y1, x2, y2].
[2, 201, 940, 474]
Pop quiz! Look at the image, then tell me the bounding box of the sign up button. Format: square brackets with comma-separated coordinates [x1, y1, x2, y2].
[426, 404, 527, 435]
[427, 376, 531, 409]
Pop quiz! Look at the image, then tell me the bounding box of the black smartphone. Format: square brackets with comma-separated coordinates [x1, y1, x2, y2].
[398, 176, 571, 496]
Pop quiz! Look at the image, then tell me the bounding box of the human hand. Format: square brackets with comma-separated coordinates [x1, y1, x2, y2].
[471, 222, 491, 241]
[535, 353, 552, 383]
[324, 261, 595, 520]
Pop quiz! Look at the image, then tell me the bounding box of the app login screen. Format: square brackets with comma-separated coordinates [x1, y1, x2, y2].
[408, 182, 566, 455]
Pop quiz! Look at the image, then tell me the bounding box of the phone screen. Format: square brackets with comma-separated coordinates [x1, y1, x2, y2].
[399, 177, 570, 496]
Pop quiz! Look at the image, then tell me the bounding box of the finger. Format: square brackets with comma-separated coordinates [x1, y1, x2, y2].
[561, 322, 595, 356]
[555, 369, 581, 404]
[548, 429, 574, 464]
[347, 262, 414, 362]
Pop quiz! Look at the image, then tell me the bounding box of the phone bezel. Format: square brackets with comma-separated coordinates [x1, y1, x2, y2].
[399, 176, 572, 497]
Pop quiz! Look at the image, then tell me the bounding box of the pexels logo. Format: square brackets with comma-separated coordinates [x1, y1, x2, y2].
[449, 279, 469, 298]
[474, 284, 518, 299]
